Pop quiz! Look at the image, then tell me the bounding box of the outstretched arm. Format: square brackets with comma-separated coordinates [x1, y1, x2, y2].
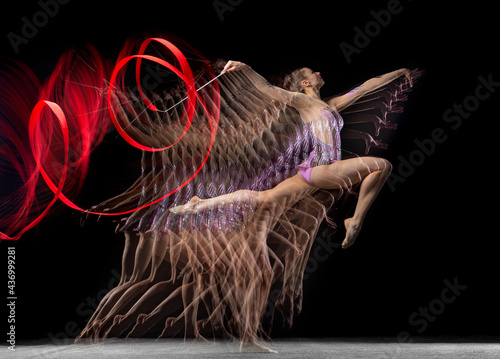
[222, 60, 310, 110]
[327, 69, 413, 112]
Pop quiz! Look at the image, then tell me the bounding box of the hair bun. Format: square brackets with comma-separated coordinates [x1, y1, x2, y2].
[282, 68, 306, 93]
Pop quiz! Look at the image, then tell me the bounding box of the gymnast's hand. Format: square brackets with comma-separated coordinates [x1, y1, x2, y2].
[222, 60, 248, 73]
[398, 68, 413, 86]
[363, 133, 388, 154]
[398, 68, 425, 87]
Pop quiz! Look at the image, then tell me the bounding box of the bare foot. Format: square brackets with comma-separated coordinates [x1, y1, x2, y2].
[127, 314, 152, 338]
[342, 218, 361, 249]
[169, 196, 203, 214]
[240, 340, 278, 353]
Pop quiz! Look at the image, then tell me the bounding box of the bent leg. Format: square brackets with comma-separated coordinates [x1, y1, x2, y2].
[309, 156, 392, 248]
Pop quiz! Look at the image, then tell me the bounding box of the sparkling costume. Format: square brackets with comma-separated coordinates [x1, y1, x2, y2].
[298, 109, 344, 185]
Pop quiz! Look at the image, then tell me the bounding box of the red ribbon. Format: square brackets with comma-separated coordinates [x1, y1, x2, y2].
[1, 101, 69, 240]
[1, 38, 220, 241]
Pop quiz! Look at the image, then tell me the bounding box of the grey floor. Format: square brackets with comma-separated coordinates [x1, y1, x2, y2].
[8, 337, 500, 359]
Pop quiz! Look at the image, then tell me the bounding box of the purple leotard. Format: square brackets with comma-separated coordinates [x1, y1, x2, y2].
[298, 108, 343, 185]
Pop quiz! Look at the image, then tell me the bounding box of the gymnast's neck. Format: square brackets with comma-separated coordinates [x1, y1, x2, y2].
[303, 86, 322, 100]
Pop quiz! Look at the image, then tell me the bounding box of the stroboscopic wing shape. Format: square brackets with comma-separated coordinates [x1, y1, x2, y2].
[336, 69, 424, 156]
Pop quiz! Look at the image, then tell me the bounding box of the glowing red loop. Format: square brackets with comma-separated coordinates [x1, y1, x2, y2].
[108, 38, 198, 151]
[135, 37, 194, 112]
[0, 101, 69, 241]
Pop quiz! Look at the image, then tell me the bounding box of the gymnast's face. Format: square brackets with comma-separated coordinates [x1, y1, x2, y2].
[301, 68, 325, 90]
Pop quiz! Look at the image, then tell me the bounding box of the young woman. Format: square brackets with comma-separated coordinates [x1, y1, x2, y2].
[76, 44, 421, 351]
[171, 60, 415, 249]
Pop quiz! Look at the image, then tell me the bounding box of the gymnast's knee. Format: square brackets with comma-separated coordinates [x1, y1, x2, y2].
[378, 158, 392, 176]
[364, 156, 392, 176]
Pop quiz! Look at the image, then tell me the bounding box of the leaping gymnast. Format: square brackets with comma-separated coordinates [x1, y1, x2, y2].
[171, 60, 420, 249]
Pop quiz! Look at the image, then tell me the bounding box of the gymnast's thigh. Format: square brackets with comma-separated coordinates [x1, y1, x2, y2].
[263, 173, 315, 203]
[308, 157, 379, 189]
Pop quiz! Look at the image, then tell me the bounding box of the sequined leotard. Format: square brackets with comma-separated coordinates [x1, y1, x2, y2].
[298, 108, 344, 185]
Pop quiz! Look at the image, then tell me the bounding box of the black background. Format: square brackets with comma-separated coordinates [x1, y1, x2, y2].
[1, 0, 499, 341]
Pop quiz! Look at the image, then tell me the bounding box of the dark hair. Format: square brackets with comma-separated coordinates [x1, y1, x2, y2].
[282, 68, 308, 93]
